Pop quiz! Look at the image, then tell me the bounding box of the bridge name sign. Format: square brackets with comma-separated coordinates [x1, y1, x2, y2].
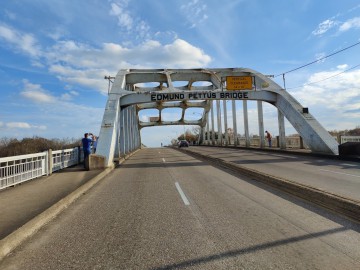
[150, 91, 249, 101]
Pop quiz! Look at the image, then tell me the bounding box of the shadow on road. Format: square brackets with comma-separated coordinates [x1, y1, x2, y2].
[151, 227, 348, 270]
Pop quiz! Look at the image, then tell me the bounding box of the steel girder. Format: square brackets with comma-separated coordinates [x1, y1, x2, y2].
[96, 68, 339, 167]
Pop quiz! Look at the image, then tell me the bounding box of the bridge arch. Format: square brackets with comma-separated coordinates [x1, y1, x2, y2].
[95, 68, 338, 167]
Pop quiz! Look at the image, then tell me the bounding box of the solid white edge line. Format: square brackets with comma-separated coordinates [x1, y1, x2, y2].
[175, 182, 190, 205]
[319, 169, 360, 178]
[341, 163, 359, 167]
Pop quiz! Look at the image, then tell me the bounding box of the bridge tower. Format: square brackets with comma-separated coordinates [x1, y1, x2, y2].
[95, 68, 339, 167]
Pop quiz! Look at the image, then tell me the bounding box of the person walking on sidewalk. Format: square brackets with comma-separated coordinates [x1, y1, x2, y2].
[265, 130, 272, 147]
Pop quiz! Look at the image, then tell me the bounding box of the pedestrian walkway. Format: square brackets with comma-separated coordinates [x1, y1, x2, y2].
[0, 166, 103, 239]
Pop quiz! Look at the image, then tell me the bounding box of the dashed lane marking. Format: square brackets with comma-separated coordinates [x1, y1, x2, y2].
[175, 182, 190, 205]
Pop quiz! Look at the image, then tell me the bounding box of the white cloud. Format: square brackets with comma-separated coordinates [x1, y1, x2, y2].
[0, 11, 211, 96]
[4, 10, 16, 20]
[315, 52, 326, 63]
[69, 91, 79, 96]
[109, 0, 152, 40]
[312, 16, 360, 36]
[139, 115, 148, 122]
[180, 0, 208, 28]
[162, 39, 211, 67]
[60, 93, 72, 101]
[339, 17, 360, 32]
[46, 38, 211, 94]
[0, 24, 41, 57]
[33, 125, 47, 130]
[337, 64, 348, 69]
[110, 2, 133, 30]
[290, 68, 360, 116]
[20, 80, 56, 103]
[3, 122, 47, 130]
[6, 122, 32, 129]
[312, 19, 339, 36]
[13, 79, 105, 138]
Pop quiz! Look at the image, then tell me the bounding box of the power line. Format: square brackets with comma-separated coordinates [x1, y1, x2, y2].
[275, 40, 360, 77]
[287, 63, 360, 90]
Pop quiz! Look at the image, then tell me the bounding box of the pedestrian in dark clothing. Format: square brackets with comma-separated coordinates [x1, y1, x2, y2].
[82, 133, 94, 163]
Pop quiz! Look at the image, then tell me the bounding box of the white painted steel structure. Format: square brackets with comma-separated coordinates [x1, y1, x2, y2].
[96, 68, 339, 167]
[0, 147, 81, 190]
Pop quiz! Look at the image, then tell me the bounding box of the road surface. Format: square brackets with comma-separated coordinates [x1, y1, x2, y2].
[1, 148, 360, 269]
[185, 146, 360, 201]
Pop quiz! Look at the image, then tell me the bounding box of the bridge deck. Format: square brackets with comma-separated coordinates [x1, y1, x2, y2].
[0, 148, 359, 241]
[1, 147, 360, 269]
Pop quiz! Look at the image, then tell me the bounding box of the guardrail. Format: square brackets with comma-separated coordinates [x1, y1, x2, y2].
[52, 148, 81, 172]
[0, 147, 83, 190]
[210, 136, 308, 149]
[207, 135, 360, 149]
[341, 136, 360, 144]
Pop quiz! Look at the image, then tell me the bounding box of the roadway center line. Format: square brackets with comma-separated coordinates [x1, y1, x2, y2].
[319, 169, 360, 178]
[175, 182, 190, 205]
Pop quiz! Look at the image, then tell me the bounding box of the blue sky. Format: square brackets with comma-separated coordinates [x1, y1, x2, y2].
[0, 0, 359, 147]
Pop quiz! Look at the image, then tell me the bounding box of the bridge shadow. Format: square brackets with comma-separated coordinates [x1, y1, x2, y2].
[120, 157, 207, 169]
[120, 162, 207, 169]
[151, 227, 348, 270]
[51, 165, 92, 173]
[127, 154, 186, 162]
[194, 150, 305, 166]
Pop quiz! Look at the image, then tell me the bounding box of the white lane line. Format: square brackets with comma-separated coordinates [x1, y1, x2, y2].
[175, 182, 190, 205]
[341, 163, 359, 167]
[319, 169, 360, 178]
[162, 158, 166, 163]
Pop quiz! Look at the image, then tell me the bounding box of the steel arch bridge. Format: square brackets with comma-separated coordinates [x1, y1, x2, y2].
[95, 68, 338, 168]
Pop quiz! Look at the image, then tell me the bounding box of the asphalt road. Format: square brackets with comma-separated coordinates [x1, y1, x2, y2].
[1, 148, 360, 269]
[184, 146, 360, 201]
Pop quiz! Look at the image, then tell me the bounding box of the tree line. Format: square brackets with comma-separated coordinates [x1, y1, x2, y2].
[1, 127, 359, 157]
[0, 137, 81, 158]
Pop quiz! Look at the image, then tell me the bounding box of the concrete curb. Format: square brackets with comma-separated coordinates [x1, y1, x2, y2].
[0, 167, 114, 261]
[179, 148, 360, 223]
[192, 145, 360, 162]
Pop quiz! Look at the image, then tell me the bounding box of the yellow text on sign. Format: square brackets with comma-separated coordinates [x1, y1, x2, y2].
[226, 76, 253, 90]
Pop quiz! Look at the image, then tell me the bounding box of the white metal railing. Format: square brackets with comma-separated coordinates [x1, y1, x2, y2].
[341, 136, 360, 144]
[0, 147, 82, 190]
[0, 152, 48, 190]
[52, 148, 80, 172]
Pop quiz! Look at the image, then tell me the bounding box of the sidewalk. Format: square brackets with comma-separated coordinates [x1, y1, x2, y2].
[0, 165, 103, 239]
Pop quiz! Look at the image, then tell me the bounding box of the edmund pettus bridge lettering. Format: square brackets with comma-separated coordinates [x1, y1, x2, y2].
[150, 91, 249, 101]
